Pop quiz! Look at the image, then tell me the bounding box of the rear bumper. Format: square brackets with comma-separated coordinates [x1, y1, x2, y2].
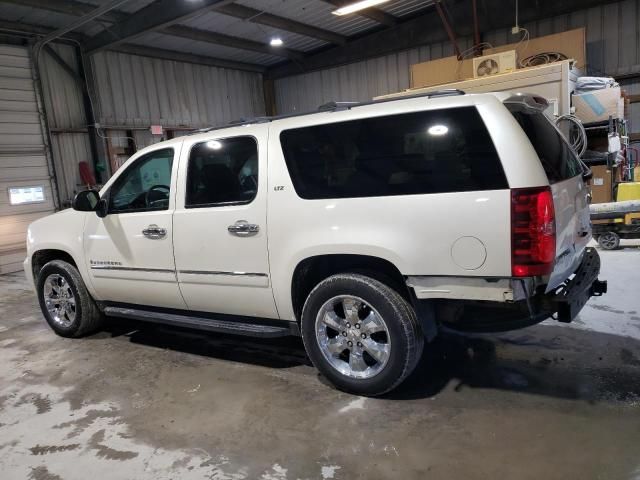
[437, 247, 606, 332]
[545, 247, 606, 323]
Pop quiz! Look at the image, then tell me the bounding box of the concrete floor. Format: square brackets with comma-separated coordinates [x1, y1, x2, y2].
[1, 244, 640, 480]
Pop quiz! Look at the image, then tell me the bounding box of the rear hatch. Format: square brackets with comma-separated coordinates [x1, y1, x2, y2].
[507, 103, 591, 291]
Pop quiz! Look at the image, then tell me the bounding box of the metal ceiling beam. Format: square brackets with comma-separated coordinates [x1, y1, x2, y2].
[163, 25, 304, 60]
[214, 3, 348, 46]
[0, 19, 84, 41]
[0, 19, 266, 73]
[43, 44, 82, 84]
[84, 0, 239, 53]
[434, 0, 461, 59]
[267, 0, 620, 79]
[1, 0, 303, 60]
[4, 0, 347, 46]
[0, 0, 126, 23]
[112, 44, 267, 72]
[321, 0, 397, 27]
[37, 0, 131, 46]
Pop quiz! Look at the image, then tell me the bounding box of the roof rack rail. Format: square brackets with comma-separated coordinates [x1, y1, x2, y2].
[228, 116, 272, 125]
[189, 116, 273, 135]
[425, 89, 466, 98]
[186, 89, 468, 137]
[318, 101, 360, 112]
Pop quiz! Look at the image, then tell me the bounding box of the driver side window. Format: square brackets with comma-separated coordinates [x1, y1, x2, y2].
[109, 148, 174, 214]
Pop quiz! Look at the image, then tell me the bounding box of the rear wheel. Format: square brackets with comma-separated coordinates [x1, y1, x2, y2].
[301, 273, 423, 396]
[36, 260, 104, 337]
[598, 231, 620, 250]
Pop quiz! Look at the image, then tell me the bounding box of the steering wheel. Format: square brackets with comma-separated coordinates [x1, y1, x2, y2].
[145, 185, 170, 207]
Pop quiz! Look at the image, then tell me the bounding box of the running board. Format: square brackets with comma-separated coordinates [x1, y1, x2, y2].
[103, 306, 296, 338]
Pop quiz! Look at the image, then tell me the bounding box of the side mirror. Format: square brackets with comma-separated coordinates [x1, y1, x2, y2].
[96, 199, 109, 218]
[72, 190, 100, 212]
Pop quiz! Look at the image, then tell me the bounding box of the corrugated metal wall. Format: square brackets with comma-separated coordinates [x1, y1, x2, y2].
[274, 0, 640, 127]
[39, 44, 93, 203]
[90, 50, 266, 128]
[34, 47, 268, 203]
[0, 44, 55, 273]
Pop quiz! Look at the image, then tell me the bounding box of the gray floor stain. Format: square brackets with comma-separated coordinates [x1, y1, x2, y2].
[587, 304, 626, 314]
[2, 247, 640, 479]
[30, 444, 81, 455]
[89, 430, 139, 461]
[16, 393, 52, 414]
[28, 466, 64, 480]
[620, 348, 640, 367]
[54, 409, 122, 439]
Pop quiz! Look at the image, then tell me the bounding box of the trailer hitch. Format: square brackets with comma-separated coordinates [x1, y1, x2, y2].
[590, 279, 608, 297]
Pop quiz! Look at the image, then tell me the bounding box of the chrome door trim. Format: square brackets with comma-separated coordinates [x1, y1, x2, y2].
[90, 265, 175, 274]
[142, 224, 167, 239]
[227, 220, 260, 236]
[179, 270, 268, 277]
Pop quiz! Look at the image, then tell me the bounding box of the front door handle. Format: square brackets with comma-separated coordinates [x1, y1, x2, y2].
[142, 224, 167, 239]
[228, 220, 259, 236]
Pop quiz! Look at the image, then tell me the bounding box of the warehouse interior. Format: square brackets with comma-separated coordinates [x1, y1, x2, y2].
[1, 0, 640, 478]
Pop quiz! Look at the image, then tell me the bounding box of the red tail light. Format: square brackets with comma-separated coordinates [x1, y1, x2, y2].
[511, 187, 556, 277]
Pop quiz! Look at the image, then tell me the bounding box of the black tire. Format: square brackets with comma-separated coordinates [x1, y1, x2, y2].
[598, 231, 620, 250]
[301, 273, 423, 396]
[36, 260, 104, 337]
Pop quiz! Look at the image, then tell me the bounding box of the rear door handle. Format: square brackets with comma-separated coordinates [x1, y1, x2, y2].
[142, 224, 167, 239]
[228, 220, 259, 236]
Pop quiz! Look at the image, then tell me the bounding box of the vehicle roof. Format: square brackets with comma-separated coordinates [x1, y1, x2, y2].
[134, 90, 518, 156]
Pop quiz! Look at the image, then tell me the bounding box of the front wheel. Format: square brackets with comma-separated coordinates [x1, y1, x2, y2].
[36, 260, 104, 337]
[301, 273, 423, 396]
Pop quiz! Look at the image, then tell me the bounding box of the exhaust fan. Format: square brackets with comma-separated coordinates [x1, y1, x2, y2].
[473, 51, 517, 78]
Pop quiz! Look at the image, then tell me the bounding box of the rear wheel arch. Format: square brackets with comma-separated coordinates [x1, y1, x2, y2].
[291, 254, 410, 323]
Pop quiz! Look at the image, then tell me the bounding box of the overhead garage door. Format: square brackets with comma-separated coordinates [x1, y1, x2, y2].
[0, 45, 55, 274]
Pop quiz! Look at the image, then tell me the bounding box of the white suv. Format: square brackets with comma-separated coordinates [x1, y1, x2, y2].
[24, 90, 607, 396]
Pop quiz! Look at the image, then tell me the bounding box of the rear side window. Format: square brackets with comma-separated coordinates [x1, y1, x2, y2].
[507, 106, 582, 183]
[186, 136, 258, 207]
[279, 106, 507, 200]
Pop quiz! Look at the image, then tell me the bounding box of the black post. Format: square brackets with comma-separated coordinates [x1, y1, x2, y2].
[74, 45, 104, 183]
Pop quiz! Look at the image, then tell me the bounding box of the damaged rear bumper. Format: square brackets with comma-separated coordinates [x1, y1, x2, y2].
[542, 247, 607, 323]
[433, 247, 607, 333]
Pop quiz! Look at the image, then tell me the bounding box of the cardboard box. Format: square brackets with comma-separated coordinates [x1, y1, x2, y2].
[410, 55, 473, 89]
[572, 87, 624, 124]
[589, 165, 614, 204]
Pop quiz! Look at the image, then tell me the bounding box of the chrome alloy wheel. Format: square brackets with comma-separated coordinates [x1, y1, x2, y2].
[43, 274, 76, 328]
[315, 295, 391, 379]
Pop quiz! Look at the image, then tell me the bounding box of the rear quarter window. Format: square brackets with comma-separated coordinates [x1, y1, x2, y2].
[507, 106, 582, 183]
[279, 106, 507, 200]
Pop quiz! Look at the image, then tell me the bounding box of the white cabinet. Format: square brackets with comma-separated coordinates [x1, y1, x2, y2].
[376, 60, 581, 118]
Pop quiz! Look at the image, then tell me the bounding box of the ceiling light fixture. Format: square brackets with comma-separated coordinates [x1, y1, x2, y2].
[331, 0, 391, 16]
[270, 37, 284, 47]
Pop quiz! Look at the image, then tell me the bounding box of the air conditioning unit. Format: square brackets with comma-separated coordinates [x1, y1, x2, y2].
[473, 51, 517, 78]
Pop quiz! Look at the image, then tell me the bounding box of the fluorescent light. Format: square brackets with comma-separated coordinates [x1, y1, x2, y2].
[427, 125, 448, 136]
[270, 37, 284, 47]
[332, 0, 391, 16]
[206, 140, 222, 150]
